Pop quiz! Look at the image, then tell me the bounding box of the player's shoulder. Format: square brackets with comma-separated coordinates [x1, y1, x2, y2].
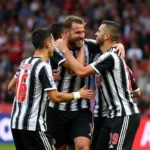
[30, 56, 47, 68]
[99, 50, 116, 61]
[100, 52, 112, 59]
[107, 47, 118, 57]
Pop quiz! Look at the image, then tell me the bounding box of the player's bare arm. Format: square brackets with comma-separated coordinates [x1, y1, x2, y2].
[56, 39, 95, 78]
[55, 39, 85, 69]
[8, 77, 17, 94]
[47, 85, 94, 103]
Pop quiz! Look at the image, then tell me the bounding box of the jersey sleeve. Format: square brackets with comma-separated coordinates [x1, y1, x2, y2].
[128, 68, 139, 92]
[39, 64, 57, 91]
[90, 53, 114, 74]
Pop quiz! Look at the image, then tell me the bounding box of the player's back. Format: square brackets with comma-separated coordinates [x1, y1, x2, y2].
[11, 56, 49, 131]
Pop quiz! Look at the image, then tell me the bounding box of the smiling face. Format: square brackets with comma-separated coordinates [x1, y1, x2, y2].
[95, 24, 107, 46]
[67, 22, 85, 50]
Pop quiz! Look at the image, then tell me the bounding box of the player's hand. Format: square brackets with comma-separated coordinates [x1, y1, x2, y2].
[79, 85, 95, 100]
[55, 38, 69, 53]
[112, 43, 125, 59]
[53, 69, 61, 80]
[52, 144, 56, 150]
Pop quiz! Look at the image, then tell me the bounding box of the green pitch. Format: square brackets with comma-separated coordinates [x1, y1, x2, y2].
[0, 144, 15, 150]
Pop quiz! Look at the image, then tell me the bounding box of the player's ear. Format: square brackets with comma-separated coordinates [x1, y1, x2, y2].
[63, 29, 69, 36]
[45, 41, 51, 48]
[105, 33, 110, 40]
[63, 30, 69, 40]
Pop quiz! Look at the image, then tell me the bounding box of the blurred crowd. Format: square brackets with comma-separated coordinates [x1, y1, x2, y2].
[0, 0, 150, 117]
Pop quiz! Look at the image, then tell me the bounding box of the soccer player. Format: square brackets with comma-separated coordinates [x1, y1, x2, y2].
[91, 55, 141, 150]
[47, 16, 125, 150]
[56, 20, 141, 150]
[8, 28, 94, 150]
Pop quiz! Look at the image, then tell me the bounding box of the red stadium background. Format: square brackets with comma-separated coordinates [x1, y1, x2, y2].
[132, 117, 150, 150]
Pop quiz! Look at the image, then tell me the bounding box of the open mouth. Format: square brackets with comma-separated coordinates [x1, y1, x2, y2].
[77, 40, 83, 43]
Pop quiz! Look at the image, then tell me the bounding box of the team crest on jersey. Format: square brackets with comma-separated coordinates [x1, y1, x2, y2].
[96, 75, 102, 85]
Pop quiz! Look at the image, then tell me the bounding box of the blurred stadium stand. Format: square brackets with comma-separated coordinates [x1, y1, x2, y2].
[0, 0, 150, 148]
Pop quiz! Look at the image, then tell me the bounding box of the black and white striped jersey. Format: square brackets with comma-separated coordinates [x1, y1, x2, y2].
[90, 48, 139, 118]
[49, 39, 99, 111]
[92, 53, 108, 118]
[11, 56, 57, 131]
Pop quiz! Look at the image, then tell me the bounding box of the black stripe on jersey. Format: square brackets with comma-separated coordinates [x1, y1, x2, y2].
[84, 39, 99, 54]
[120, 59, 129, 99]
[66, 75, 77, 111]
[97, 86, 102, 117]
[100, 85, 110, 116]
[42, 101, 48, 129]
[86, 76, 91, 109]
[110, 70, 126, 116]
[50, 48, 65, 70]
[23, 59, 42, 129]
[57, 67, 66, 91]
[54, 67, 66, 109]
[15, 103, 21, 128]
[77, 77, 85, 109]
[51, 45, 92, 111]
[66, 51, 77, 111]
[39, 66, 53, 89]
[36, 88, 44, 130]
[11, 101, 17, 127]
[120, 59, 134, 113]
[102, 72, 117, 116]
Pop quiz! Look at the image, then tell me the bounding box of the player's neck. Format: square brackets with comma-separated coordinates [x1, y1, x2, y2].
[34, 49, 48, 62]
[100, 41, 116, 53]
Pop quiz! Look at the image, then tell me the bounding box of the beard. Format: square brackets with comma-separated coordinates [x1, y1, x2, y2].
[96, 37, 105, 47]
[68, 37, 84, 50]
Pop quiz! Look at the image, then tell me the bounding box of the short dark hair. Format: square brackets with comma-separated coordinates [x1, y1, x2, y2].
[51, 22, 63, 40]
[102, 20, 120, 41]
[32, 28, 52, 49]
[63, 15, 86, 30]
